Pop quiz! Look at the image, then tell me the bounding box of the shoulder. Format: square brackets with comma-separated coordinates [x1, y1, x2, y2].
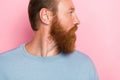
[74, 51, 98, 80]
[71, 50, 97, 71]
[0, 44, 23, 61]
[72, 50, 99, 79]
[71, 50, 93, 63]
[0, 47, 19, 57]
[0, 45, 24, 69]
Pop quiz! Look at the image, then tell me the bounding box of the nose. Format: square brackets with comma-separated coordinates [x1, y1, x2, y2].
[74, 15, 80, 25]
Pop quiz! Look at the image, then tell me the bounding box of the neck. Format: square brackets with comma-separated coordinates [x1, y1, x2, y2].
[25, 26, 59, 57]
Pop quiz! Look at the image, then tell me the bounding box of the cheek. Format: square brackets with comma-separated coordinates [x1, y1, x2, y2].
[62, 18, 73, 28]
[58, 14, 74, 31]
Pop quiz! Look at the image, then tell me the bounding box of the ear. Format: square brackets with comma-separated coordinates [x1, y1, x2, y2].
[39, 8, 53, 25]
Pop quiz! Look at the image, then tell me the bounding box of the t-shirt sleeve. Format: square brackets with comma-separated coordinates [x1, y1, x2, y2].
[88, 59, 99, 80]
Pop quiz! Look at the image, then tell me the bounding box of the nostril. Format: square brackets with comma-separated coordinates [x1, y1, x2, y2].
[77, 23, 80, 25]
[75, 20, 80, 25]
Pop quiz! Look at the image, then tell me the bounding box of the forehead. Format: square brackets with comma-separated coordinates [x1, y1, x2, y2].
[57, 0, 75, 11]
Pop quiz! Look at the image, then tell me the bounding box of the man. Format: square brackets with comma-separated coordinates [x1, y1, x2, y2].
[0, 0, 98, 80]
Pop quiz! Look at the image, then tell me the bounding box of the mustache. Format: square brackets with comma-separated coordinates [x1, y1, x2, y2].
[67, 25, 78, 35]
[70, 25, 78, 31]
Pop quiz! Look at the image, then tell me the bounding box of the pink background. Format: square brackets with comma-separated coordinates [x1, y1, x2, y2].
[0, 0, 120, 80]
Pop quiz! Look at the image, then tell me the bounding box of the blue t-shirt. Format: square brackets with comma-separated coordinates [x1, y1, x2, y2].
[0, 44, 98, 80]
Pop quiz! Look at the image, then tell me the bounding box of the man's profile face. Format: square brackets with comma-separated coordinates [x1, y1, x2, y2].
[57, 0, 80, 31]
[50, 0, 80, 53]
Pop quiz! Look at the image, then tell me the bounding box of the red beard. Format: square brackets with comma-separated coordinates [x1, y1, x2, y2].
[50, 17, 78, 54]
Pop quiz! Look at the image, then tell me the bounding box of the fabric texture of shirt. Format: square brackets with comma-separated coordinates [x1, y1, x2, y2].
[0, 44, 98, 80]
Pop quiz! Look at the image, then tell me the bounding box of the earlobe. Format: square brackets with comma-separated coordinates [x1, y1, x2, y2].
[39, 8, 52, 25]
